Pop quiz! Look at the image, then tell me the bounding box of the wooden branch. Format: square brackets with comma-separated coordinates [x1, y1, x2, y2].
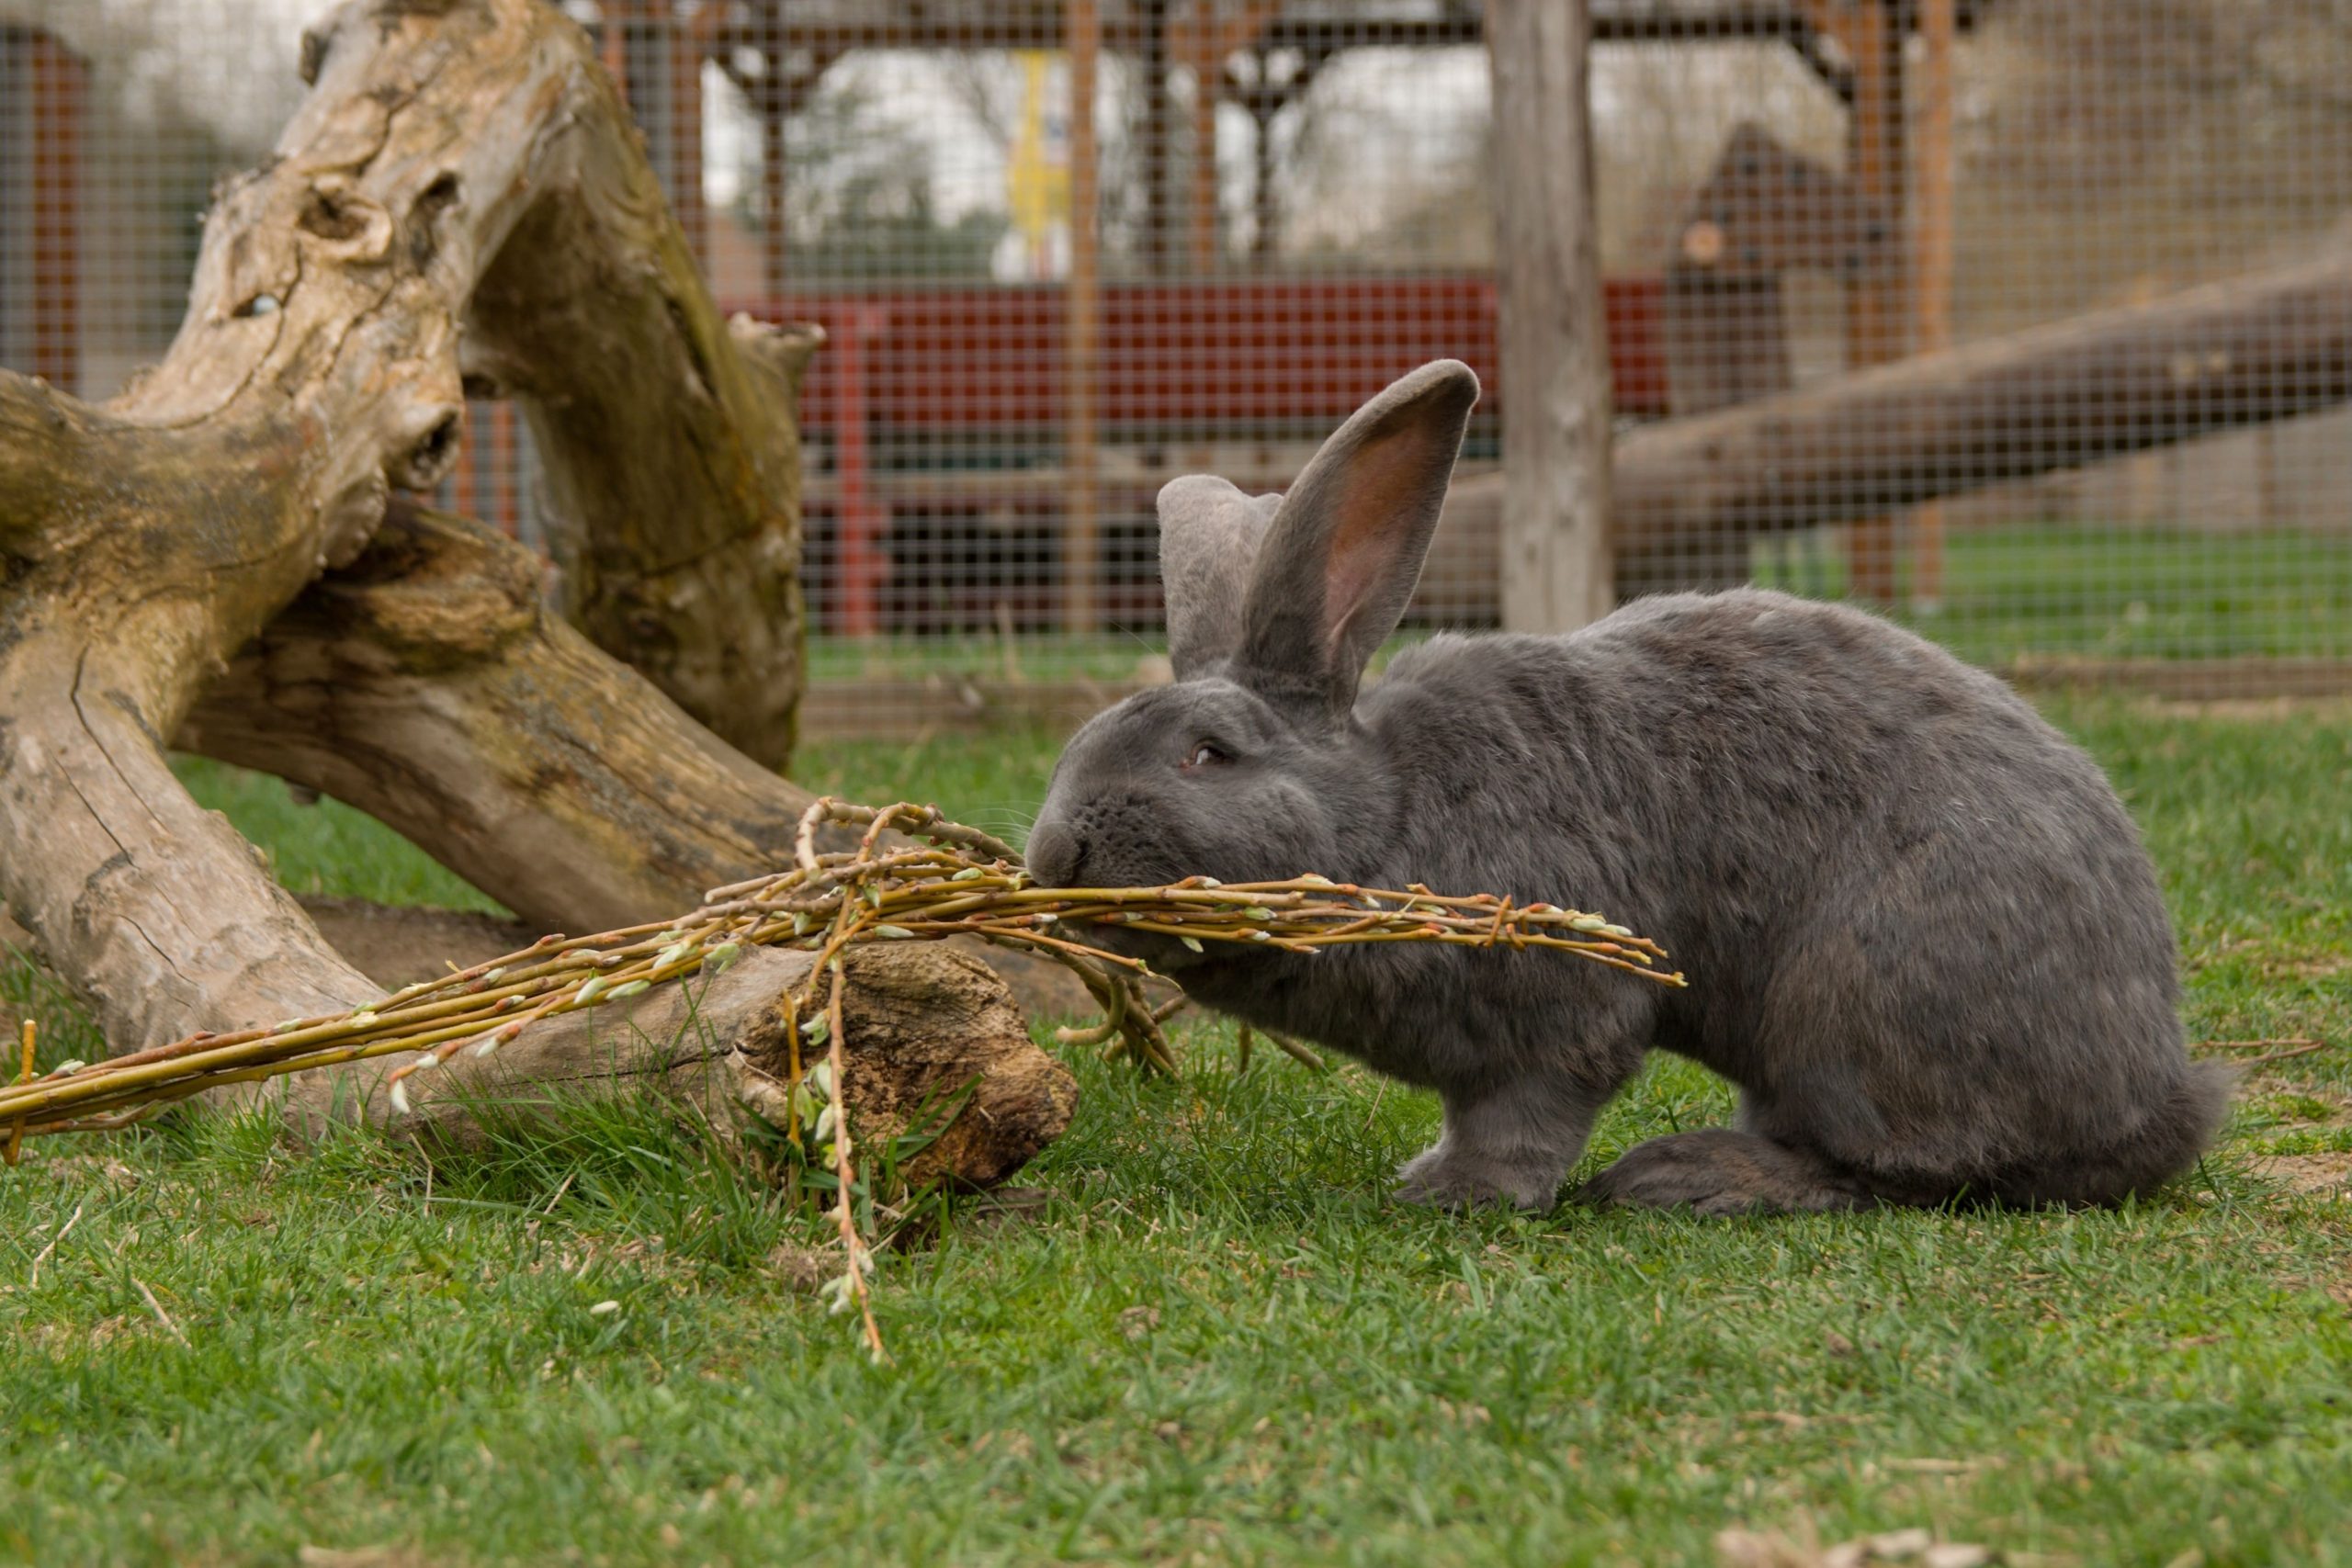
[1614, 248, 2352, 553]
[180, 502, 1106, 1025]
[1, 0, 633, 1050]
[1484, 0, 1615, 630]
[182, 502, 813, 936]
[1435, 247, 2352, 588]
[463, 114, 818, 770]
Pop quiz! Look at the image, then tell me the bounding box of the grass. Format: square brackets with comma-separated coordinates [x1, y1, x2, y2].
[797, 523, 2352, 687]
[3, 697, 2350, 1564]
[1753, 523, 2352, 665]
[175, 757, 508, 917]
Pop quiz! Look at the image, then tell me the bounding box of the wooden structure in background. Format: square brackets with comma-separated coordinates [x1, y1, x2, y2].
[1065, 0, 1102, 634]
[1486, 0, 1616, 632]
[714, 0, 1954, 277]
[1436, 247, 2352, 581]
[5, 1, 2010, 638]
[1646, 121, 1894, 591]
[1810, 0, 1907, 603]
[1663, 124, 1894, 419]
[692, 0, 2003, 629]
[1909, 0, 1957, 607]
[752, 276, 1669, 633]
[0, 27, 85, 395]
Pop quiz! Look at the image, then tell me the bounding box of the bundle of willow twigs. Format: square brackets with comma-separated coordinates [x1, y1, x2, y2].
[1, 798, 1681, 1150]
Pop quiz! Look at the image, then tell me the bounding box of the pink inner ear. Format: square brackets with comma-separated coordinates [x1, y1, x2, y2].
[1318, 422, 1433, 649]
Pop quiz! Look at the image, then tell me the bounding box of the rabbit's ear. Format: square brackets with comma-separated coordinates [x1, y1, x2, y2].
[1157, 474, 1283, 679]
[1234, 359, 1479, 716]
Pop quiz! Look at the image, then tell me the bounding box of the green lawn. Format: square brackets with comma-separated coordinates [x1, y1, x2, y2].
[4, 696, 2350, 1565]
[1758, 524, 2352, 665]
[798, 523, 2352, 685]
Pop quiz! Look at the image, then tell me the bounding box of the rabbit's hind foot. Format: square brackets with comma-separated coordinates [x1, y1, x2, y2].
[1392, 1145, 1566, 1212]
[1579, 1129, 1871, 1217]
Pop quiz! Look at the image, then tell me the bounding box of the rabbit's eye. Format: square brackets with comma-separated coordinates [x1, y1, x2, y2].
[1185, 740, 1232, 769]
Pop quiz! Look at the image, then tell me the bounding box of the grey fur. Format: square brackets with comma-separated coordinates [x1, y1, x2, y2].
[1156, 476, 1282, 681]
[1025, 361, 2229, 1216]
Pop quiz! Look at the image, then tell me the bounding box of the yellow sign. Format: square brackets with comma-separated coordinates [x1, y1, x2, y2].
[1006, 51, 1070, 265]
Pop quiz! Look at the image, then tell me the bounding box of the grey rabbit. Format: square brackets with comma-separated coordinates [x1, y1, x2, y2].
[1024, 360, 2229, 1214]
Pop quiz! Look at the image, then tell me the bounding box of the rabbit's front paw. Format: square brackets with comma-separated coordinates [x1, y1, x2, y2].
[1392, 1145, 1558, 1212]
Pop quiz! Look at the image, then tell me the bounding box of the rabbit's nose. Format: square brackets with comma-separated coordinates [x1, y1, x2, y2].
[1025, 819, 1084, 888]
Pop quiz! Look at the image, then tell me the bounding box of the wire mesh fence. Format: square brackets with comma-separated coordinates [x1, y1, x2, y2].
[4, 1, 2349, 740]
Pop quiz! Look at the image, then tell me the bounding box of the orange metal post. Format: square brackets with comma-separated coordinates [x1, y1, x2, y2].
[1839, 0, 1906, 604]
[1066, 0, 1102, 635]
[1187, 14, 1219, 274]
[1910, 0, 1956, 608]
[833, 306, 890, 638]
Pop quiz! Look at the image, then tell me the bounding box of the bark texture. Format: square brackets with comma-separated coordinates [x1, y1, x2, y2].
[178, 502, 1100, 1016]
[466, 170, 819, 770]
[3, 0, 1069, 1193]
[182, 501, 812, 936]
[1, 0, 588, 1051]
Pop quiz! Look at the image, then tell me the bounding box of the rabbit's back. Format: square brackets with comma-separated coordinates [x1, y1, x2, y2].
[1369, 589, 2218, 1203]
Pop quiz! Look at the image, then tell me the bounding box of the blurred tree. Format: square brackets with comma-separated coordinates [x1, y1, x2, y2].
[771, 73, 1007, 283]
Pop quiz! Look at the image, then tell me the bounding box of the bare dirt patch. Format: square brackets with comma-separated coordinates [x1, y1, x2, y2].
[2256, 1151, 2352, 1197]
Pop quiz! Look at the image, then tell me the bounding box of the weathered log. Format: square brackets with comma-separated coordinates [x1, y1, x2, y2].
[0, 0, 812, 1053]
[463, 130, 818, 770]
[271, 944, 1077, 1194]
[1619, 246, 2352, 553]
[0, 0, 1074, 1198]
[183, 501, 810, 936]
[0, 0, 616, 1052]
[0, 3, 818, 1053]
[0, 0, 1081, 1194]
[1435, 246, 2352, 596]
[178, 502, 1102, 1019]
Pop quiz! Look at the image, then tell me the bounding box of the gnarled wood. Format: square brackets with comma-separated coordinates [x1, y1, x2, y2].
[464, 135, 820, 770]
[1, 0, 1071, 1194]
[179, 501, 1102, 1021]
[183, 501, 811, 936]
[3, 0, 812, 1053]
[0, 0, 612, 1051]
[1485, 0, 1615, 631]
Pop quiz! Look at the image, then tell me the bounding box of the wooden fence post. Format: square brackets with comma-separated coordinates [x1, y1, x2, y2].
[1487, 0, 1614, 629]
